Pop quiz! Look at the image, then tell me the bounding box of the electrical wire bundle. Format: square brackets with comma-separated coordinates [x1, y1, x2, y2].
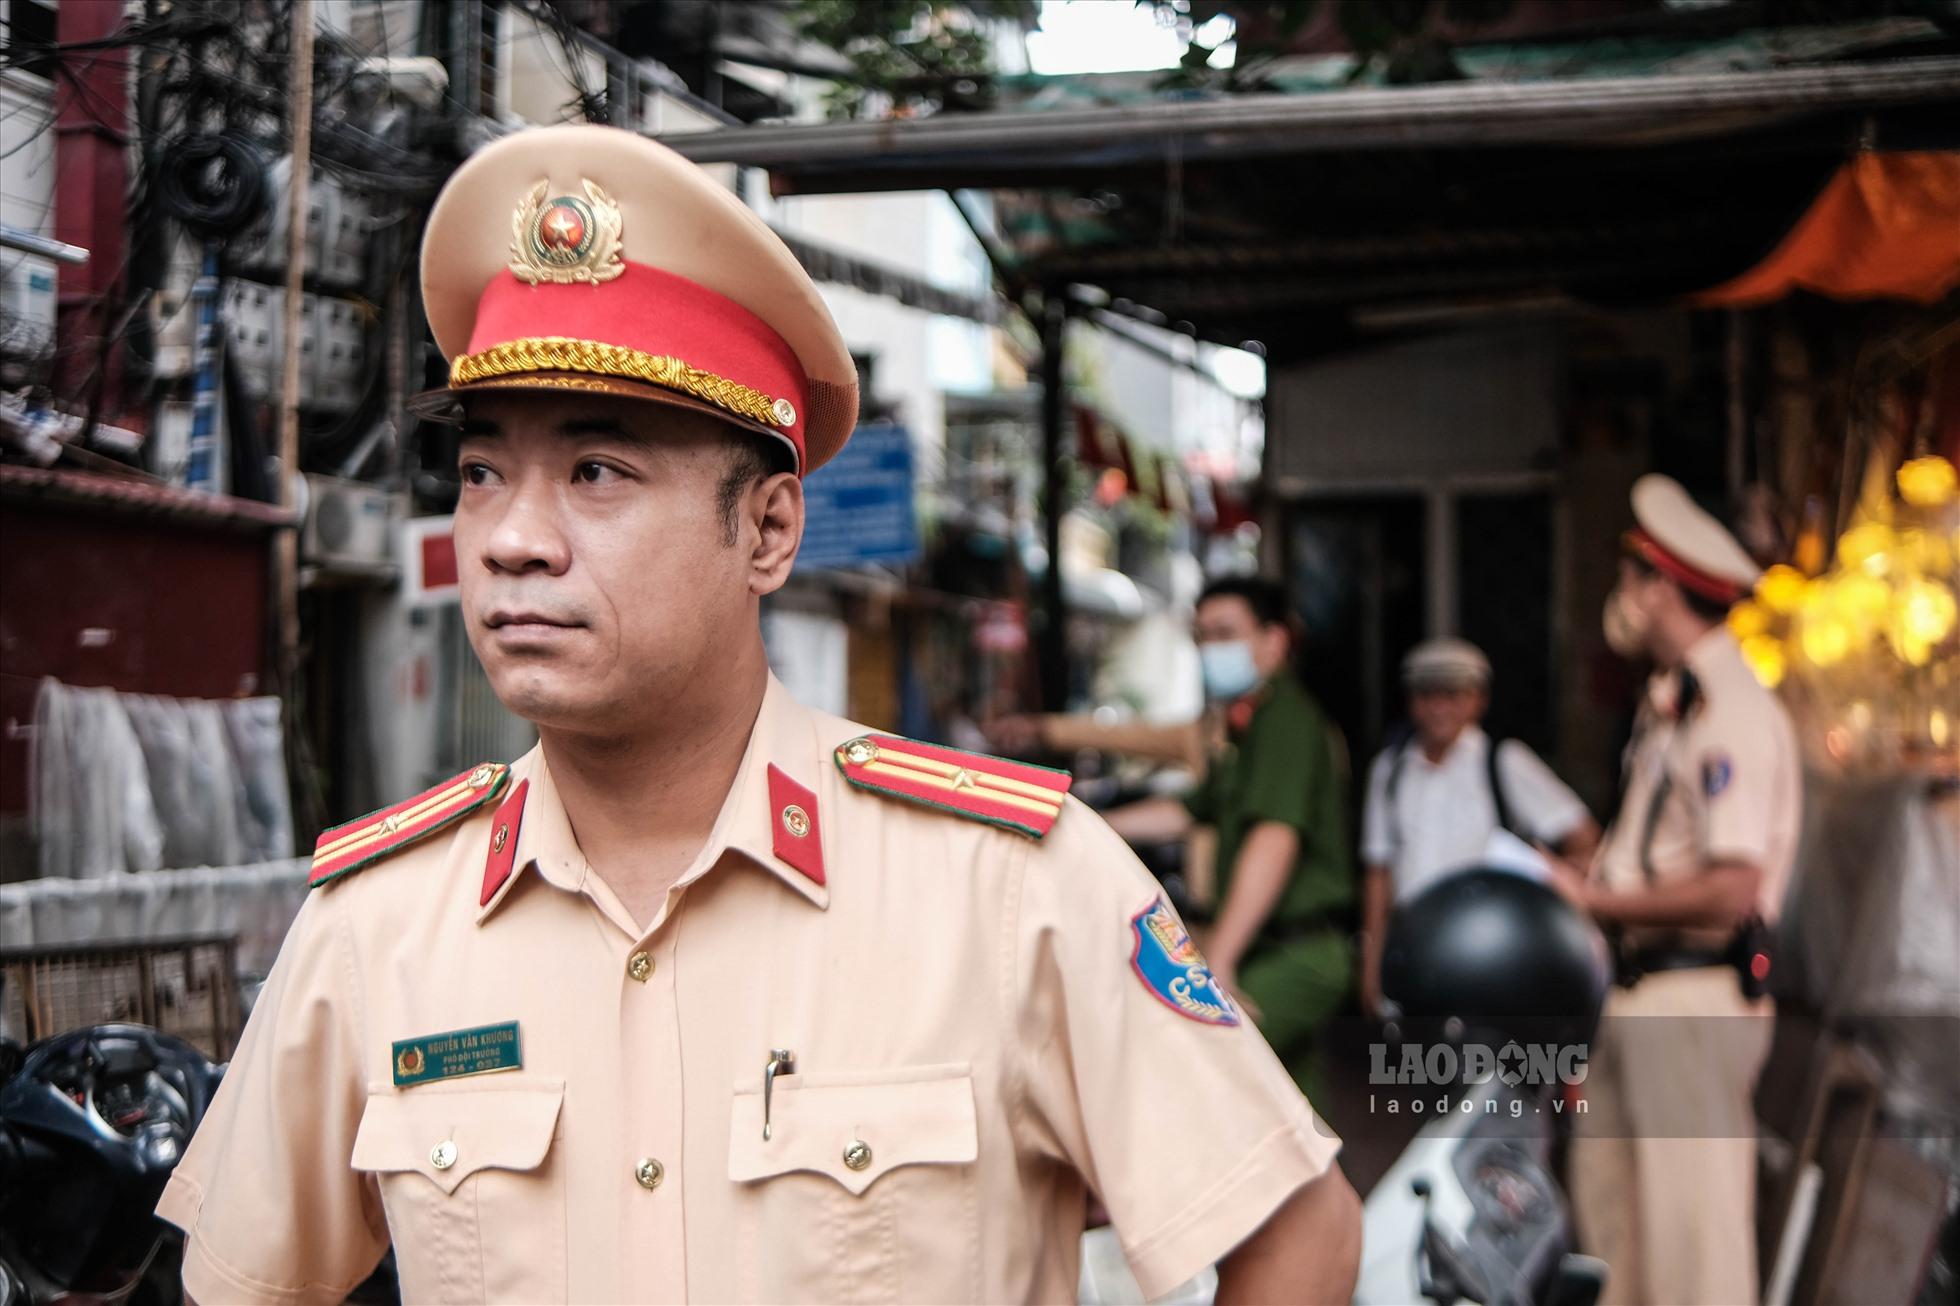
[155, 134, 269, 239]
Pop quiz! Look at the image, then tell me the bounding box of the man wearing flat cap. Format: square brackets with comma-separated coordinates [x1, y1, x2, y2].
[1554, 475, 1801, 1306]
[157, 125, 1360, 1304]
[1356, 636, 1598, 1019]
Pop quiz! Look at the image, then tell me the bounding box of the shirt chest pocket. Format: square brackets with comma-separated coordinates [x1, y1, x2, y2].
[727, 1064, 980, 1304]
[352, 1080, 565, 1305]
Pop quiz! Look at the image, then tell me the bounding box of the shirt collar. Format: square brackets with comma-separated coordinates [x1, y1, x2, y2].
[1414, 723, 1486, 768]
[476, 675, 832, 924]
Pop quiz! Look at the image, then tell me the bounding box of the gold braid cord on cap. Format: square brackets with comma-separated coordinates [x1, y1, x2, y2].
[449, 337, 792, 430]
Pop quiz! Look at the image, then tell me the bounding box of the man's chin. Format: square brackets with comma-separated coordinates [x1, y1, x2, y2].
[485, 670, 612, 732]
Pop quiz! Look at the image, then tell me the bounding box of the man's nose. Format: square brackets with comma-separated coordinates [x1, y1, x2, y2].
[480, 480, 571, 575]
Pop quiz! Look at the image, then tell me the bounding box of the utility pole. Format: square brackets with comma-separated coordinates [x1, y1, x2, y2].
[276, 0, 316, 849]
[1037, 292, 1068, 711]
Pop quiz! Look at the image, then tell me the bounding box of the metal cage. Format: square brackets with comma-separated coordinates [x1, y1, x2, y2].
[0, 936, 243, 1062]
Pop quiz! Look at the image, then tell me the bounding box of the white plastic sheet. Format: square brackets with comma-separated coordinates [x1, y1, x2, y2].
[29, 679, 164, 878]
[28, 678, 293, 878]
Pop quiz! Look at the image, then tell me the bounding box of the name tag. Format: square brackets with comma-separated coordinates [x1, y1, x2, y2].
[392, 1021, 523, 1088]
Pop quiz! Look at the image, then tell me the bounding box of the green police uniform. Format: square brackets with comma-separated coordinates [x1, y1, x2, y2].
[1183, 672, 1354, 1089]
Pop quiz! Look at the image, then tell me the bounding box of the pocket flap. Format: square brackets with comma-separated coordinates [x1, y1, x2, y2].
[352, 1080, 563, 1195]
[728, 1064, 976, 1197]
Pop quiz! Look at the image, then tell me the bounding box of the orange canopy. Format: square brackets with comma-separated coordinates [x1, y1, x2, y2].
[1695, 151, 1960, 308]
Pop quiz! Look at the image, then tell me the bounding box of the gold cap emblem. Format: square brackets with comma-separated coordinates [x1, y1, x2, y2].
[509, 178, 625, 285]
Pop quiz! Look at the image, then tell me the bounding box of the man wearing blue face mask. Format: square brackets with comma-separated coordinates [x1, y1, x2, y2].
[1103, 576, 1355, 1091]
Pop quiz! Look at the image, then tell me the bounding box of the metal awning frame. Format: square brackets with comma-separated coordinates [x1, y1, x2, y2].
[662, 56, 1960, 177]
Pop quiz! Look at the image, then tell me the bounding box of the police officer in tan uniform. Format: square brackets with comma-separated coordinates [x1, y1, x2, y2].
[1551, 475, 1801, 1306]
[156, 125, 1360, 1304]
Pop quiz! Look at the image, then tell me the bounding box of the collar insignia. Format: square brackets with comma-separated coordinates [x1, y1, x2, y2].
[509, 178, 625, 285]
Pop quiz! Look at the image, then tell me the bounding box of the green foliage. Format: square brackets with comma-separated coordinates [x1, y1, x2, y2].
[1145, 0, 1518, 90]
[787, 0, 1040, 119]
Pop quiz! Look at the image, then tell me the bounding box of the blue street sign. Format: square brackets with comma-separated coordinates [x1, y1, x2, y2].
[795, 425, 920, 572]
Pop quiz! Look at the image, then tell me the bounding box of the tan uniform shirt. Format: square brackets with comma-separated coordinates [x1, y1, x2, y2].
[158, 677, 1338, 1304]
[1594, 628, 1802, 942]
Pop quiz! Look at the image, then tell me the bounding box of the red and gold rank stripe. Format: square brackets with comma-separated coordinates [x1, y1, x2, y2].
[310, 763, 510, 887]
[834, 735, 1071, 839]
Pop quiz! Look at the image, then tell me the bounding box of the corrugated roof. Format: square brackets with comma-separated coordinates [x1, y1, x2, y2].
[0, 466, 295, 531]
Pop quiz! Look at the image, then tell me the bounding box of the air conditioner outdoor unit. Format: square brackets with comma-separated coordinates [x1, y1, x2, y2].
[300, 474, 399, 572]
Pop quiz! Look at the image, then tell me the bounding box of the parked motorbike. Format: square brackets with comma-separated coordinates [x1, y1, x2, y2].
[1357, 867, 1612, 1306]
[0, 1024, 222, 1305]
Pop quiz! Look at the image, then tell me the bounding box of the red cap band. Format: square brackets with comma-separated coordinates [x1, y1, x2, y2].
[1624, 528, 1747, 604]
[464, 261, 810, 464]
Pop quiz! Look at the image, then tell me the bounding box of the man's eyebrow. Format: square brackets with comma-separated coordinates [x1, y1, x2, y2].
[457, 418, 499, 439]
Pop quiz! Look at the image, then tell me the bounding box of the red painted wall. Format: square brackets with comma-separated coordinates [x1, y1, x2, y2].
[0, 505, 271, 815]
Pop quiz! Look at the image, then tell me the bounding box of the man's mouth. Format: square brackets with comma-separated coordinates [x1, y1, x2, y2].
[484, 609, 582, 631]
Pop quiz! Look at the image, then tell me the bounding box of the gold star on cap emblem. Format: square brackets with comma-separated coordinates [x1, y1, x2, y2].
[508, 178, 625, 285]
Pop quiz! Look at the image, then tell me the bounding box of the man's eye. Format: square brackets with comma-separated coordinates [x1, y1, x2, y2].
[460, 462, 497, 486]
[574, 461, 621, 485]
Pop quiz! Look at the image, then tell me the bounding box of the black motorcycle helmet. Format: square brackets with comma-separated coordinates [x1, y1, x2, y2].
[0, 1024, 222, 1298]
[1381, 866, 1611, 1051]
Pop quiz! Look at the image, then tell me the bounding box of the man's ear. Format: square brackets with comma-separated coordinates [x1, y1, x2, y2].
[1259, 621, 1292, 670]
[748, 471, 803, 596]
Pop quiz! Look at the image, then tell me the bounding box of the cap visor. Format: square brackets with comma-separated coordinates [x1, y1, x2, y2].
[409, 373, 800, 471]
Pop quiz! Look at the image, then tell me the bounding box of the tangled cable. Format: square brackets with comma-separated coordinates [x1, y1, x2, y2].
[156, 134, 268, 239]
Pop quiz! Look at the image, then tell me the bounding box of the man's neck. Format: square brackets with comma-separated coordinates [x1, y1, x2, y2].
[538, 652, 770, 927]
[1651, 614, 1722, 670]
[1418, 725, 1470, 765]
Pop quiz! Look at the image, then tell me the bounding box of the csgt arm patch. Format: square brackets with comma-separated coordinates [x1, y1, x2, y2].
[1129, 896, 1240, 1027]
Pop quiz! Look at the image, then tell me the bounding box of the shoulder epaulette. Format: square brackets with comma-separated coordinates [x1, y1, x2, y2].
[834, 735, 1071, 839]
[310, 763, 511, 888]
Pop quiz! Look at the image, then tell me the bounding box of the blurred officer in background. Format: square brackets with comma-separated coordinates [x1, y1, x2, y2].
[1357, 637, 1599, 1018]
[1553, 475, 1800, 1306]
[1101, 576, 1355, 1093]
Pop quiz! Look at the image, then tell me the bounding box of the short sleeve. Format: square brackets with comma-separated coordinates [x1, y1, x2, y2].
[1493, 741, 1590, 844]
[1359, 748, 1398, 866]
[1689, 711, 1779, 867]
[1010, 800, 1341, 1297]
[157, 892, 387, 1304]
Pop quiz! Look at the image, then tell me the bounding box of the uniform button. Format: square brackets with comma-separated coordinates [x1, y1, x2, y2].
[843, 1139, 872, 1171]
[635, 1157, 664, 1189]
[627, 951, 653, 982]
[430, 1139, 458, 1170]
